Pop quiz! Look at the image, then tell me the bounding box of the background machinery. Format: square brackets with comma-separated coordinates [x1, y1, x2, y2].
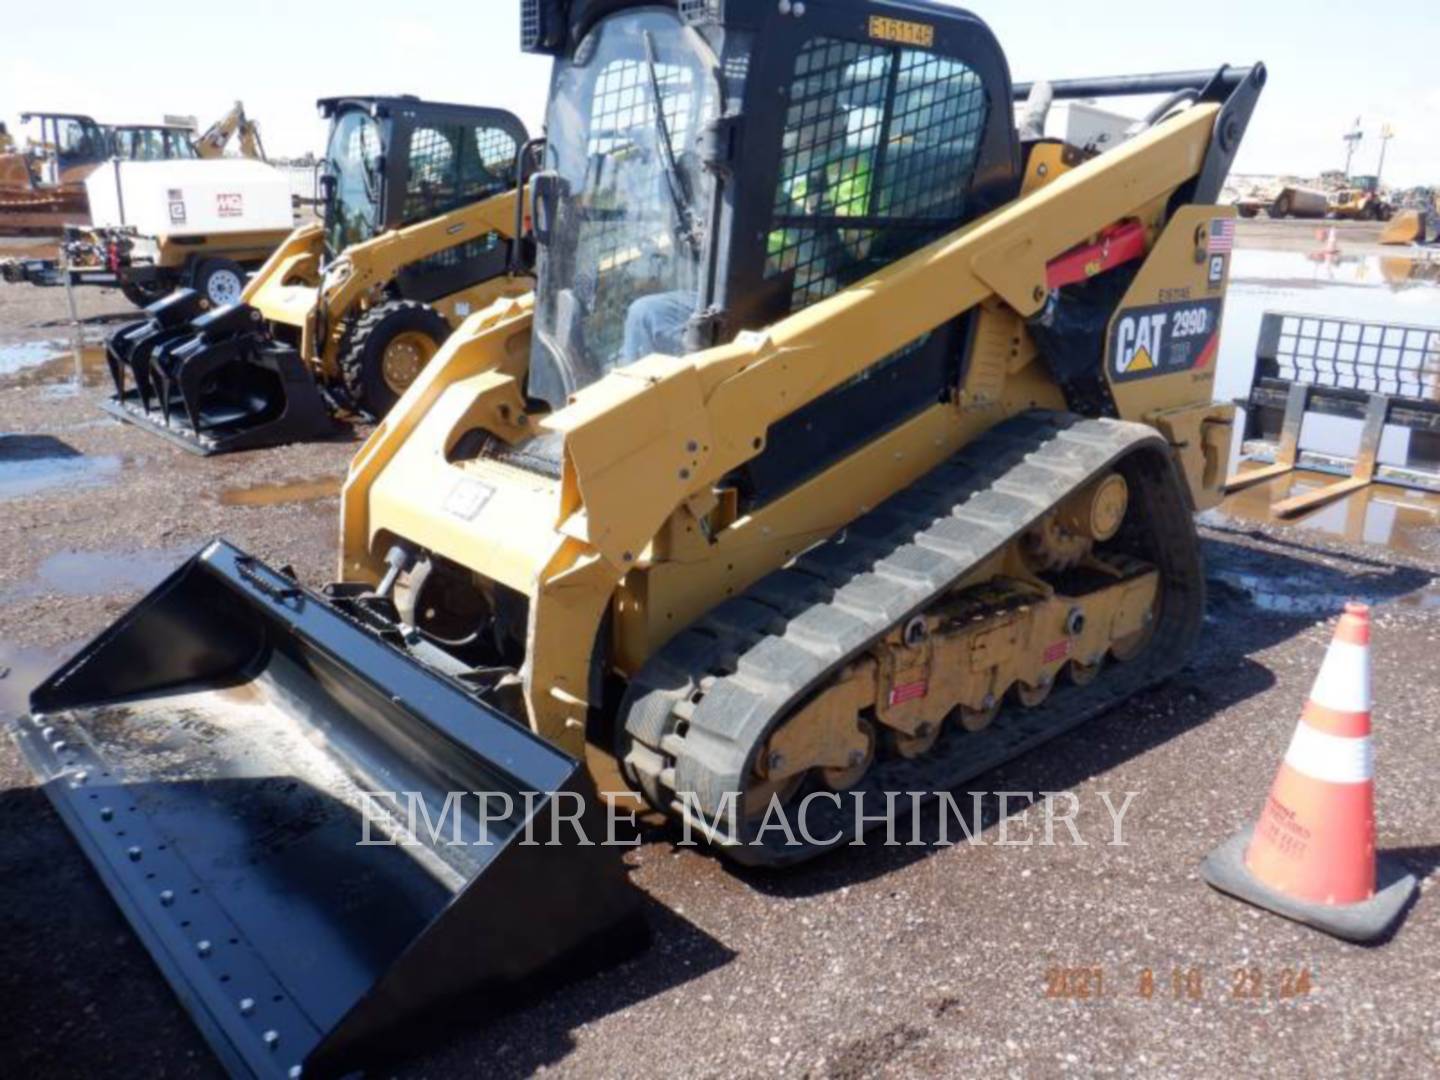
[109, 122, 206, 162]
[0, 111, 109, 232]
[1328, 174, 1393, 221]
[1, 153, 295, 307]
[14, 2, 1264, 1074]
[102, 95, 532, 453]
[191, 100, 268, 161]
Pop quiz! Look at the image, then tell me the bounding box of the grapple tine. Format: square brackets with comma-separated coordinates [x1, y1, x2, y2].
[103, 304, 343, 455]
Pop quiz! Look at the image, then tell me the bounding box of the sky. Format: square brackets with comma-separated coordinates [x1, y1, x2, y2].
[3, 0, 1437, 186]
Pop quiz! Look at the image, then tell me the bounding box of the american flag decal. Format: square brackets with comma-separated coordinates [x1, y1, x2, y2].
[888, 680, 929, 707]
[1208, 218, 1236, 254]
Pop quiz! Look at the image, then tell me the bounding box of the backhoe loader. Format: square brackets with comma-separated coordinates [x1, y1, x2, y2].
[193, 101, 267, 161]
[14, 3, 1264, 1075]
[103, 96, 533, 453]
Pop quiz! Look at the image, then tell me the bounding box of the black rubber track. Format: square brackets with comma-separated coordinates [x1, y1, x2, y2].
[620, 412, 1205, 867]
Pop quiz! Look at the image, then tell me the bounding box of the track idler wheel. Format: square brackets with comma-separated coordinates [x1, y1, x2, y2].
[951, 697, 1001, 733]
[1067, 657, 1104, 686]
[1015, 677, 1055, 708]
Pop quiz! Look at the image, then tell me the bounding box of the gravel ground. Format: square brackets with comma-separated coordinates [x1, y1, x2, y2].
[0, 223, 1436, 1078]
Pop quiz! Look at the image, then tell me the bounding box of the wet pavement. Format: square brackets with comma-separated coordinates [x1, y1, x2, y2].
[217, 476, 342, 507]
[0, 221, 1436, 1078]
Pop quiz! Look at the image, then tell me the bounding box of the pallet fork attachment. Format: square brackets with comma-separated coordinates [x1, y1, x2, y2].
[1226, 312, 1440, 517]
[13, 542, 646, 1078]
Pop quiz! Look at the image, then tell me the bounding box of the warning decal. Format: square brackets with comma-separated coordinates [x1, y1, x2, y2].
[1109, 298, 1223, 383]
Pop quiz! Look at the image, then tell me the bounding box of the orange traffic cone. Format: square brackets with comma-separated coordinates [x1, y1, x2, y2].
[1202, 603, 1417, 942]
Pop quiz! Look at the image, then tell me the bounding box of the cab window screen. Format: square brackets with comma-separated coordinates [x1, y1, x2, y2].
[577, 56, 700, 363]
[766, 38, 989, 311]
[403, 123, 519, 224]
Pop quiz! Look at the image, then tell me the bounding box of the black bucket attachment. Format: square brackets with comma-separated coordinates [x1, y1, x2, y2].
[106, 288, 211, 408]
[102, 301, 340, 456]
[12, 541, 646, 1078]
[1226, 311, 1440, 516]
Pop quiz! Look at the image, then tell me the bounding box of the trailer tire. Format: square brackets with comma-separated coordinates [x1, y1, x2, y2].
[191, 258, 247, 308]
[120, 280, 171, 309]
[338, 300, 451, 417]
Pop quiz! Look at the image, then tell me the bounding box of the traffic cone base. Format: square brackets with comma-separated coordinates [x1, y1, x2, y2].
[1202, 603, 1418, 943]
[1203, 827, 1416, 944]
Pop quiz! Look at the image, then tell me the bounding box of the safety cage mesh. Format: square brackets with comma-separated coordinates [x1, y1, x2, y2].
[521, 0, 542, 49]
[577, 57, 702, 362]
[403, 123, 520, 224]
[1266, 312, 1440, 401]
[766, 36, 989, 310]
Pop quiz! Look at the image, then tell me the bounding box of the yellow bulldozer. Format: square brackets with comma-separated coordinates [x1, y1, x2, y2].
[102, 95, 533, 453]
[14, 2, 1265, 1075]
[0, 111, 111, 233]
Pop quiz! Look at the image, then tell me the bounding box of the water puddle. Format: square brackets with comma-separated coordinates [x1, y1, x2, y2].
[1217, 248, 1440, 405]
[0, 642, 70, 723]
[0, 434, 120, 501]
[1206, 473, 1440, 559]
[218, 477, 342, 507]
[0, 342, 109, 389]
[0, 340, 68, 376]
[1208, 566, 1439, 615]
[0, 548, 189, 606]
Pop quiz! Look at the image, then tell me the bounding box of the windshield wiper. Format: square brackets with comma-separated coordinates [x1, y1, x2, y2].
[642, 30, 701, 253]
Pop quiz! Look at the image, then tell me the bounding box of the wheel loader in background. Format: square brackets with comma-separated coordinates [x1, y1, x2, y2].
[1328, 174, 1393, 222]
[103, 96, 533, 453]
[14, 2, 1265, 1075]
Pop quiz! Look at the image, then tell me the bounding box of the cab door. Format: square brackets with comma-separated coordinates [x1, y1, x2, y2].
[390, 110, 528, 304]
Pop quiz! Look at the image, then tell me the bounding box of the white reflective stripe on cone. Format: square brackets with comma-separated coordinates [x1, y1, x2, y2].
[1284, 722, 1374, 785]
[1308, 640, 1371, 715]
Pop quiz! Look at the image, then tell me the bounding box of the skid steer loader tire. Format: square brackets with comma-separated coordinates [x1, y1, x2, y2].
[339, 300, 451, 417]
[191, 257, 247, 308]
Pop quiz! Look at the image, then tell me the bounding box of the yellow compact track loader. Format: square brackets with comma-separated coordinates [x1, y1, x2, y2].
[103, 96, 532, 454]
[15, 3, 1264, 1074]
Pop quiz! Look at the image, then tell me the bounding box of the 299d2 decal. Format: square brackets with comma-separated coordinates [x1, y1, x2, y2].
[1108, 298, 1223, 383]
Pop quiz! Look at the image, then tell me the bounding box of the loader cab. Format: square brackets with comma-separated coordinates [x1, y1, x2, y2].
[18, 112, 109, 185]
[522, 0, 1019, 479]
[318, 96, 529, 298]
[110, 124, 201, 162]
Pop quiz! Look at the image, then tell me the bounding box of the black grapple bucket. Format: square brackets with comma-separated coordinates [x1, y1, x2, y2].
[106, 288, 210, 408]
[102, 303, 339, 456]
[13, 541, 646, 1079]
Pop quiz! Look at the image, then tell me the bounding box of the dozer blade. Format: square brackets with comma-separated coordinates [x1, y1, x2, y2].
[103, 304, 341, 455]
[12, 541, 646, 1079]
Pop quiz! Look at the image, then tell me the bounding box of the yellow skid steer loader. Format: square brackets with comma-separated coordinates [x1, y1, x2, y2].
[15, 2, 1265, 1074]
[103, 96, 534, 454]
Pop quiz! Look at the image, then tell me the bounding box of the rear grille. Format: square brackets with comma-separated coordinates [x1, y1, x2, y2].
[521, 0, 542, 50]
[680, 0, 723, 24]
